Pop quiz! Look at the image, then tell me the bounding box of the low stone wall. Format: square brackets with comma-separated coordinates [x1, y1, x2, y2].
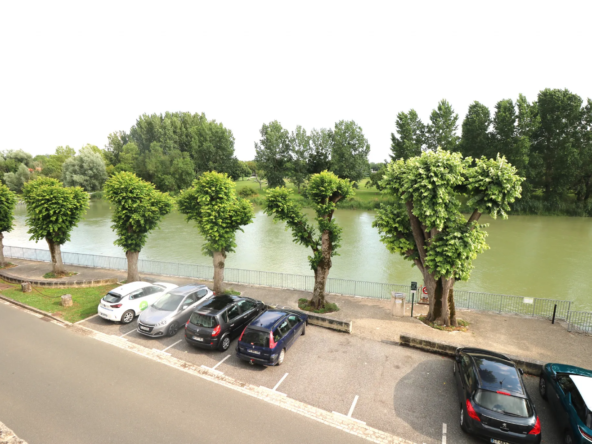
[399, 334, 545, 376]
[266, 304, 352, 334]
[0, 421, 27, 444]
[0, 270, 118, 288]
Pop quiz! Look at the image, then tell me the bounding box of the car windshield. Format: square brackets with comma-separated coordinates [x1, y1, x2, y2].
[474, 390, 531, 417]
[152, 293, 184, 311]
[241, 329, 269, 347]
[103, 292, 122, 303]
[189, 313, 218, 328]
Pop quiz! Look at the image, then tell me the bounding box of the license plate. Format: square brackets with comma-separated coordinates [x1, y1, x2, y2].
[99, 313, 108, 318]
[139, 326, 149, 331]
[193, 336, 203, 342]
[248, 349, 260, 355]
[491, 440, 510, 444]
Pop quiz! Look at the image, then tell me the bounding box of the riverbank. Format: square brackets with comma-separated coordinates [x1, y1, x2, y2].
[2, 258, 592, 370]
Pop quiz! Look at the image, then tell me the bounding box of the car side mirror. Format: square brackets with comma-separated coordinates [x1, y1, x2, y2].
[518, 368, 524, 375]
[455, 355, 462, 363]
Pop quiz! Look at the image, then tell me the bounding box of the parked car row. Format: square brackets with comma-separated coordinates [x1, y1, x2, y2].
[97, 283, 308, 366]
[454, 347, 592, 444]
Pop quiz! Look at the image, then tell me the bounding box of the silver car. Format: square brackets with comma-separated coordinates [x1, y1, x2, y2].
[137, 284, 214, 337]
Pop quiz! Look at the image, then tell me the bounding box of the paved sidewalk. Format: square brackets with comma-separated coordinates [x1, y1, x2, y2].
[4, 258, 592, 369]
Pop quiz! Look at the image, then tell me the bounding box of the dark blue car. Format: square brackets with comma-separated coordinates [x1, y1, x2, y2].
[236, 309, 308, 366]
[539, 363, 592, 444]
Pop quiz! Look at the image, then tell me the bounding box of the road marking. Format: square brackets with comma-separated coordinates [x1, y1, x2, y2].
[347, 395, 359, 418]
[119, 329, 136, 338]
[153, 348, 171, 356]
[212, 355, 231, 370]
[273, 373, 289, 391]
[442, 422, 447, 444]
[201, 365, 223, 375]
[75, 313, 99, 324]
[259, 386, 286, 396]
[332, 411, 366, 425]
[162, 339, 183, 353]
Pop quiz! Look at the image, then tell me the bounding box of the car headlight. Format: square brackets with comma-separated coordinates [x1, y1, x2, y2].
[156, 319, 169, 327]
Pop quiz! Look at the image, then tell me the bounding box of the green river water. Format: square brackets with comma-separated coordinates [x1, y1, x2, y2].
[7, 200, 592, 310]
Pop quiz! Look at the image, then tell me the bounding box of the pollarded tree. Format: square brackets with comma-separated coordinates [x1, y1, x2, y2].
[177, 172, 254, 294]
[0, 184, 17, 267]
[103, 172, 173, 282]
[22, 178, 89, 275]
[373, 149, 523, 326]
[265, 171, 354, 309]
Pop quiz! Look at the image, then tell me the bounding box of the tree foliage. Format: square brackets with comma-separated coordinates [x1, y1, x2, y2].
[0, 183, 17, 266]
[390, 110, 425, 160]
[103, 172, 173, 253]
[331, 120, 370, 182]
[425, 100, 460, 152]
[62, 145, 108, 191]
[254, 121, 292, 188]
[4, 164, 31, 193]
[374, 149, 523, 326]
[264, 171, 354, 308]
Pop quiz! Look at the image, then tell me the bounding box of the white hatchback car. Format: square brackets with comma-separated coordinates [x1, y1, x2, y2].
[98, 282, 178, 324]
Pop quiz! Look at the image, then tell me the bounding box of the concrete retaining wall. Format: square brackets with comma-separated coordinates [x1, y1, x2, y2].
[0, 271, 118, 288]
[399, 334, 545, 376]
[266, 304, 352, 334]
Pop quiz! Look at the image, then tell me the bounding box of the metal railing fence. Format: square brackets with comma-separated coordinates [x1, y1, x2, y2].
[567, 311, 592, 334]
[2, 245, 588, 328]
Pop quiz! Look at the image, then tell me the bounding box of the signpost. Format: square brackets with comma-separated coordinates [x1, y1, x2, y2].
[410, 281, 417, 317]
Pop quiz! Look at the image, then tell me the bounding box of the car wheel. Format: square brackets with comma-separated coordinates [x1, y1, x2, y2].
[301, 324, 306, 335]
[565, 432, 573, 444]
[167, 321, 179, 337]
[277, 348, 286, 365]
[539, 376, 548, 400]
[121, 310, 135, 324]
[460, 405, 468, 432]
[218, 334, 231, 351]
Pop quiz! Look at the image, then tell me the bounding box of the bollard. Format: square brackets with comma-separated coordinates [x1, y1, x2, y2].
[552, 304, 557, 324]
[411, 292, 415, 317]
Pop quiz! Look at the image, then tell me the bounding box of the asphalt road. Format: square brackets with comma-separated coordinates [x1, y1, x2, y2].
[0, 302, 370, 444]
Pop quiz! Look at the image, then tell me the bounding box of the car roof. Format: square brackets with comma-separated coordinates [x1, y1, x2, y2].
[570, 375, 592, 410]
[112, 281, 150, 295]
[169, 284, 208, 296]
[198, 295, 242, 313]
[466, 352, 525, 397]
[248, 310, 288, 330]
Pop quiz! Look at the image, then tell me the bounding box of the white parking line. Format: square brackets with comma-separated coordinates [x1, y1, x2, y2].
[119, 329, 136, 338]
[332, 395, 365, 425]
[162, 340, 183, 353]
[152, 348, 171, 356]
[442, 422, 447, 444]
[201, 365, 223, 375]
[212, 355, 231, 370]
[273, 373, 289, 391]
[75, 313, 99, 324]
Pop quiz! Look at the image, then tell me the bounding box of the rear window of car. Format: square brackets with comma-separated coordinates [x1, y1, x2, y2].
[189, 313, 218, 328]
[104, 292, 122, 303]
[241, 329, 269, 348]
[474, 390, 531, 417]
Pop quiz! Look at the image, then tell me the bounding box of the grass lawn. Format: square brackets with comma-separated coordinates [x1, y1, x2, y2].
[235, 177, 388, 210]
[0, 281, 118, 323]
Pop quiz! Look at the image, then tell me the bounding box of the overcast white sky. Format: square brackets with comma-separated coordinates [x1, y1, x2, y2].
[1, 0, 591, 162]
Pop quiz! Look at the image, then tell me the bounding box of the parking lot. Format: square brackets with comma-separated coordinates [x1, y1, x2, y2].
[81, 312, 563, 444]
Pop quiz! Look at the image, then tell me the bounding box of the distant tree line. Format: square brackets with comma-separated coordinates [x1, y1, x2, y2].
[253, 119, 371, 189]
[390, 89, 592, 203]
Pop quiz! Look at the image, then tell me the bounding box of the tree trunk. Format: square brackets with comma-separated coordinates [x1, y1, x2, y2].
[448, 288, 457, 327]
[213, 250, 226, 294]
[46, 239, 65, 275]
[126, 251, 140, 282]
[310, 230, 332, 309]
[0, 232, 5, 268]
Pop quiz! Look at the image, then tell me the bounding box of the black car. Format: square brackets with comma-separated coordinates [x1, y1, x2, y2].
[454, 347, 541, 443]
[185, 295, 265, 351]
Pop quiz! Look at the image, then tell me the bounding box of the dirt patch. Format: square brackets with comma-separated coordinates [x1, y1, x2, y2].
[418, 315, 470, 332]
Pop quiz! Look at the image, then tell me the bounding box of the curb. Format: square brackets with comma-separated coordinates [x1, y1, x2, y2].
[0, 294, 72, 327]
[266, 303, 352, 334]
[0, 270, 118, 288]
[399, 334, 545, 376]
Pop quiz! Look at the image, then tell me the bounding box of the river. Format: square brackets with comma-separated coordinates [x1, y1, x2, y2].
[6, 200, 592, 310]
